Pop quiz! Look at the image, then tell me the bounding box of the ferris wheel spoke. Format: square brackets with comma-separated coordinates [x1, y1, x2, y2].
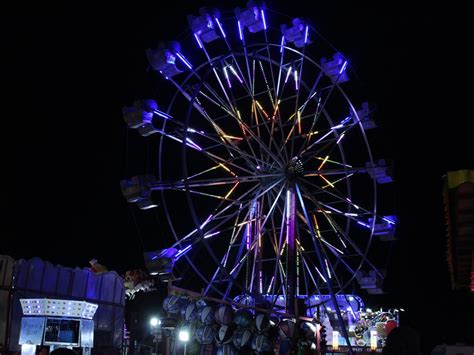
[199, 74, 285, 168]
[297, 182, 384, 280]
[300, 177, 379, 221]
[151, 174, 279, 191]
[288, 40, 309, 158]
[183, 179, 285, 246]
[204, 207, 250, 296]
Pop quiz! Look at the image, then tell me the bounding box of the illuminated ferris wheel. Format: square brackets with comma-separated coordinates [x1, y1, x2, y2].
[122, 1, 395, 348]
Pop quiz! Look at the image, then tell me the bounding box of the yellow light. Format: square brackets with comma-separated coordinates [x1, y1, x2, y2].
[297, 110, 302, 134]
[370, 330, 377, 350]
[312, 214, 322, 238]
[237, 218, 256, 227]
[295, 239, 305, 251]
[317, 155, 329, 170]
[224, 182, 239, 200]
[332, 331, 339, 351]
[219, 163, 236, 176]
[319, 174, 335, 188]
[223, 135, 243, 140]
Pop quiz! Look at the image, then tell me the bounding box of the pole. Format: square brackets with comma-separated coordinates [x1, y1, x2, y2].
[286, 187, 297, 316]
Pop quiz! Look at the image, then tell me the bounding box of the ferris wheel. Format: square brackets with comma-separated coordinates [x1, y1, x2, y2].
[122, 1, 395, 348]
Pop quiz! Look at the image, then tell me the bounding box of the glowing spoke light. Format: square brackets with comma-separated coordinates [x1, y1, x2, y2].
[224, 182, 239, 199]
[200, 214, 213, 229]
[153, 109, 172, 120]
[267, 275, 275, 293]
[280, 36, 285, 52]
[339, 60, 348, 74]
[185, 137, 202, 151]
[203, 231, 220, 239]
[338, 236, 347, 248]
[223, 66, 232, 88]
[255, 100, 269, 119]
[312, 214, 322, 238]
[223, 134, 243, 140]
[383, 216, 396, 224]
[294, 69, 299, 90]
[297, 110, 302, 134]
[317, 155, 329, 170]
[260, 9, 267, 30]
[229, 65, 243, 83]
[304, 25, 309, 44]
[219, 163, 236, 176]
[215, 17, 226, 38]
[315, 156, 352, 168]
[340, 116, 352, 125]
[336, 132, 345, 144]
[194, 33, 203, 49]
[237, 20, 243, 41]
[284, 67, 292, 83]
[176, 52, 193, 69]
[323, 173, 354, 189]
[357, 220, 371, 229]
[315, 266, 327, 283]
[322, 239, 344, 254]
[175, 245, 192, 259]
[344, 213, 359, 217]
[319, 174, 334, 188]
[325, 258, 332, 279]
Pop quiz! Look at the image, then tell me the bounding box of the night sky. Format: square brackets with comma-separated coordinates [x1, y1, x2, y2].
[4, 1, 473, 352]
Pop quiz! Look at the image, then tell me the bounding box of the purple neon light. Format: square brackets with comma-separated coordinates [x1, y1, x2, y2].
[194, 33, 203, 48]
[200, 214, 213, 229]
[304, 25, 309, 44]
[294, 69, 299, 90]
[280, 36, 285, 53]
[336, 132, 345, 144]
[215, 17, 226, 38]
[260, 9, 267, 30]
[237, 20, 243, 41]
[176, 52, 193, 69]
[229, 65, 243, 83]
[341, 116, 352, 125]
[357, 221, 371, 229]
[383, 216, 396, 225]
[153, 109, 172, 120]
[175, 245, 192, 259]
[185, 137, 202, 151]
[284, 67, 292, 83]
[204, 231, 220, 239]
[223, 66, 232, 88]
[339, 60, 348, 74]
[245, 224, 250, 250]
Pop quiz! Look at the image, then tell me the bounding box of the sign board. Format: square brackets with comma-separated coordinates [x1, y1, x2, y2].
[19, 317, 45, 345]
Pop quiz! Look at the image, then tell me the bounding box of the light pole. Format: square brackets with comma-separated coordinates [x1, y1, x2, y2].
[150, 317, 161, 354]
[178, 329, 189, 355]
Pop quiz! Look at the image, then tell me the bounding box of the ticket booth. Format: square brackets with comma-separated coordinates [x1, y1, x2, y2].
[18, 299, 98, 355]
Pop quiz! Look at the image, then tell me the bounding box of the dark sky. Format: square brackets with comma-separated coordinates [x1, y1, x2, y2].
[3, 1, 473, 351]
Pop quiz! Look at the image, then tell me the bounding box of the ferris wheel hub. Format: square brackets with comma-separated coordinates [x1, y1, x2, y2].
[285, 156, 304, 180]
